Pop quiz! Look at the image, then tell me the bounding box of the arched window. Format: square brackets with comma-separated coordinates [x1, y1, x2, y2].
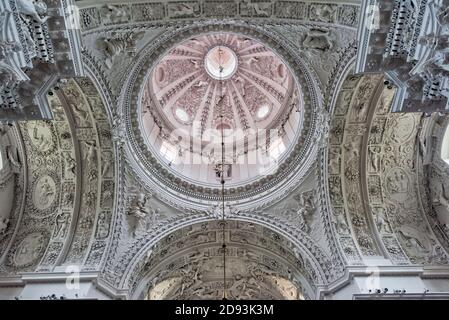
[442, 123, 449, 165]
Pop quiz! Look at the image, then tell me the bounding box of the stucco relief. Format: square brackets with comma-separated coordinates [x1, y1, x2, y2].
[269, 24, 355, 87]
[13, 231, 48, 268]
[0, 77, 116, 274]
[32, 174, 57, 211]
[0, 124, 25, 263]
[419, 115, 449, 260]
[26, 121, 55, 155]
[0, 94, 75, 273]
[327, 74, 379, 263]
[79, 1, 359, 33]
[127, 220, 316, 300]
[54, 79, 115, 270]
[364, 85, 448, 265]
[326, 71, 448, 265]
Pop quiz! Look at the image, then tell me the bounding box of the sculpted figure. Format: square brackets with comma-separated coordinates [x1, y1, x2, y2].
[418, 33, 449, 52]
[191, 233, 210, 244]
[436, 183, 449, 211]
[241, 0, 271, 16]
[294, 207, 309, 233]
[372, 206, 390, 234]
[96, 32, 145, 68]
[70, 103, 89, 127]
[193, 80, 208, 88]
[63, 152, 76, 177]
[96, 212, 109, 239]
[0, 67, 18, 90]
[333, 210, 349, 235]
[245, 56, 260, 72]
[144, 247, 154, 265]
[387, 170, 408, 194]
[233, 76, 246, 97]
[127, 193, 149, 235]
[55, 212, 69, 238]
[436, 6, 449, 27]
[83, 141, 98, 168]
[168, 3, 199, 18]
[398, 227, 429, 254]
[302, 28, 333, 51]
[0, 41, 23, 91]
[352, 101, 369, 122]
[16, 0, 48, 24]
[111, 114, 126, 146]
[230, 274, 261, 299]
[329, 178, 342, 202]
[147, 207, 161, 227]
[101, 152, 113, 178]
[190, 59, 200, 69]
[31, 123, 52, 151]
[430, 245, 448, 264]
[5, 145, 21, 172]
[329, 147, 341, 174]
[295, 190, 316, 213]
[62, 190, 73, 207]
[343, 139, 359, 164]
[309, 4, 336, 22]
[178, 263, 201, 296]
[38, 177, 54, 207]
[100, 5, 129, 24]
[16, 0, 48, 56]
[368, 146, 381, 172]
[317, 110, 330, 147]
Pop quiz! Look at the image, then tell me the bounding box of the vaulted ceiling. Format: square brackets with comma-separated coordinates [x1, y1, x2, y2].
[0, 0, 448, 300]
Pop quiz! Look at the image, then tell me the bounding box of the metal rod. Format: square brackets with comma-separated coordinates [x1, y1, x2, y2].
[217, 45, 228, 300]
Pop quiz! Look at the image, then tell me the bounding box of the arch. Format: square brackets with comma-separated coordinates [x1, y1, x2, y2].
[127, 219, 318, 300]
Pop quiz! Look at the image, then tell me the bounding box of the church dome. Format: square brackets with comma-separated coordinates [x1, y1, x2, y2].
[140, 32, 303, 187]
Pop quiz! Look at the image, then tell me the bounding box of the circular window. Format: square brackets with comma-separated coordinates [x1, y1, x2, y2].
[204, 46, 238, 80]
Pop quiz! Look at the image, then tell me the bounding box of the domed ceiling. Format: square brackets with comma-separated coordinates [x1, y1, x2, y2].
[141, 33, 303, 187]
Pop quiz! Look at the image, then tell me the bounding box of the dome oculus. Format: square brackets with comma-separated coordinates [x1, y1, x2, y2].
[204, 46, 238, 80]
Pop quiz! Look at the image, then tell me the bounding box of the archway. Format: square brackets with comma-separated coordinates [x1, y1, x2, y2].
[129, 220, 317, 300]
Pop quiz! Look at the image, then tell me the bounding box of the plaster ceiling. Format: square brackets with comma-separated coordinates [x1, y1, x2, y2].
[1, 0, 449, 301]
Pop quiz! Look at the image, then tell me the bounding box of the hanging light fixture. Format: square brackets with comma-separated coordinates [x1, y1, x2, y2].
[217, 44, 228, 300]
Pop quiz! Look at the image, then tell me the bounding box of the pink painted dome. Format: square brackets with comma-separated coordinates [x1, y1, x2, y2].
[141, 32, 303, 186]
